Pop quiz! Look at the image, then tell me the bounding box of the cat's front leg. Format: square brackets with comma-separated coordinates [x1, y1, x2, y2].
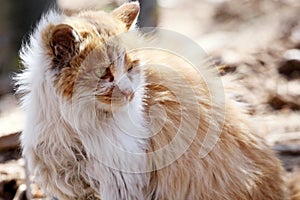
[24, 145, 99, 199]
[100, 170, 147, 200]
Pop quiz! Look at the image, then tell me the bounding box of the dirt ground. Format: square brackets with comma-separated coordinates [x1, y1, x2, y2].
[1, 0, 300, 199]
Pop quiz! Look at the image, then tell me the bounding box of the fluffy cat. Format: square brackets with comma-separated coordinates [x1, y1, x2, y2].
[16, 2, 293, 200]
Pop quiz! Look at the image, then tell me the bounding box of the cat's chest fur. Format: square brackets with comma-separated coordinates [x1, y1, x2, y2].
[76, 113, 149, 200]
[79, 104, 149, 199]
[30, 96, 149, 199]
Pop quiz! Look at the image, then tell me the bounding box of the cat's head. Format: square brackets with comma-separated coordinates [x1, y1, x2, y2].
[40, 2, 142, 111]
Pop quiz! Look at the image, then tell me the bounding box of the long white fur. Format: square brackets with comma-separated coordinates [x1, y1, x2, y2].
[16, 10, 150, 199]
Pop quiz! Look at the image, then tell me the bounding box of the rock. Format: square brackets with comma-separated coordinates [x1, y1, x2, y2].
[284, 49, 300, 60]
[268, 94, 300, 111]
[0, 159, 25, 200]
[12, 184, 26, 200]
[277, 49, 300, 79]
[278, 59, 300, 80]
[0, 179, 18, 200]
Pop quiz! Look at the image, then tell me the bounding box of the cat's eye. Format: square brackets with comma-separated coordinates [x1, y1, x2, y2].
[96, 68, 107, 78]
[127, 65, 134, 72]
[128, 60, 139, 72]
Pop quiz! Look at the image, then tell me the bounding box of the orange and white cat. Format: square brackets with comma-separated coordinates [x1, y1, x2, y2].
[16, 2, 294, 200]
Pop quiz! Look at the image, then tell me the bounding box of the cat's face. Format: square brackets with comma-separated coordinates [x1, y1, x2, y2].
[42, 2, 142, 111]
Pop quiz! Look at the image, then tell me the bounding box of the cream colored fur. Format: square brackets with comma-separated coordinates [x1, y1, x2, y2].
[16, 2, 294, 200]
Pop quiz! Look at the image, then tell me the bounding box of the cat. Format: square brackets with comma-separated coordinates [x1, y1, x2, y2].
[16, 2, 293, 200]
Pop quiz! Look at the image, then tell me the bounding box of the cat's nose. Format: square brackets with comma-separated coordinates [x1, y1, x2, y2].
[116, 75, 134, 99]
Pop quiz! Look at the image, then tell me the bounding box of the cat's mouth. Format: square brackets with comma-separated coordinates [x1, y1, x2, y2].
[96, 87, 134, 106]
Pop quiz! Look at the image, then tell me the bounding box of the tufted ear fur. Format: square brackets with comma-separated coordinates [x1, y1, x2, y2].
[112, 2, 140, 30]
[49, 24, 81, 69]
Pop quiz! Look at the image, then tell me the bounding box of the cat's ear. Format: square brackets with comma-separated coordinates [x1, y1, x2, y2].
[49, 24, 81, 67]
[111, 2, 140, 30]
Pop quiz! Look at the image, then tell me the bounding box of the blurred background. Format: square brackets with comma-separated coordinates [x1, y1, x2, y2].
[0, 0, 300, 199]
